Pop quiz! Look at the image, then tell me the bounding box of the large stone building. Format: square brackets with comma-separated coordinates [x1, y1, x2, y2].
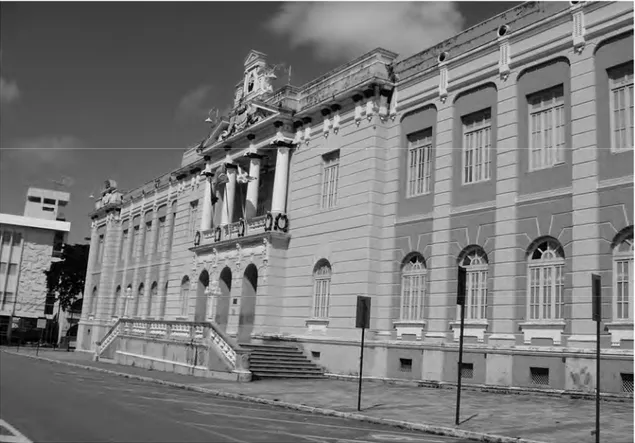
[82, 1, 633, 393]
[0, 188, 71, 338]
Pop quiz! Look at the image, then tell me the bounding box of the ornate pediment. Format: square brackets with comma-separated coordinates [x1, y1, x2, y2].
[217, 101, 279, 143]
[244, 50, 267, 68]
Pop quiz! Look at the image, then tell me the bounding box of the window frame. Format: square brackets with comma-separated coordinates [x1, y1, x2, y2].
[406, 129, 433, 198]
[400, 254, 426, 321]
[312, 262, 332, 319]
[321, 151, 340, 210]
[608, 62, 634, 153]
[526, 239, 566, 321]
[459, 249, 489, 320]
[462, 108, 492, 185]
[613, 233, 634, 321]
[528, 85, 566, 172]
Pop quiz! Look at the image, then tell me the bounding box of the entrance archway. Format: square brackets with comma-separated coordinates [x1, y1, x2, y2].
[237, 264, 258, 343]
[215, 267, 232, 332]
[195, 270, 209, 322]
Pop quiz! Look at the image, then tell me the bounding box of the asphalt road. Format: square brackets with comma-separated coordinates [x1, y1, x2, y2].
[0, 352, 473, 443]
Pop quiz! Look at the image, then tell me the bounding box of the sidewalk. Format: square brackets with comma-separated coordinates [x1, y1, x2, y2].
[4, 347, 633, 443]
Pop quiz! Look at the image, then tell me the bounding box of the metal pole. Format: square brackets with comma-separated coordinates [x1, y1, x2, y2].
[455, 302, 466, 426]
[596, 317, 600, 443]
[357, 326, 366, 412]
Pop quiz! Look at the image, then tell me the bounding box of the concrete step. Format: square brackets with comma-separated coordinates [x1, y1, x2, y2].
[249, 361, 319, 369]
[252, 373, 326, 380]
[251, 368, 324, 375]
[249, 354, 308, 361]
[245, 348, 304, 356]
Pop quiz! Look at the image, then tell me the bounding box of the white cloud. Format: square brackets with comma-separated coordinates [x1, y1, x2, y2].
[1, 136, 83, 176]
[267, 2, 465, 62]
[175, 85, 213, 123]
[0, 77, 20, 105]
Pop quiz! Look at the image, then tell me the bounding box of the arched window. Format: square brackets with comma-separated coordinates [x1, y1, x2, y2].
[458, 246, 488, 320]
[312, 260, 331, 319]
[148, 282, 158, 318]
[136, 283, 145, 317]
[613, 228, 633, 320]
[89, 286, 98, 316]
[400, 253, 426, 321]
[527, 237, 565, 320]
[113, 285, 121, 318]
[180, 276, 190, 317]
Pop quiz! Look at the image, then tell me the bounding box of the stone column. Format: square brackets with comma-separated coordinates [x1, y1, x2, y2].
[142, 208, 159, 318]
[81, 221, 100, 321]
[221, 160, 237, 226]
[118, 206, 134, 317]
[271, 145, 290, 215]
[245, 153, 262, 219]
[200, 158, 213, 232]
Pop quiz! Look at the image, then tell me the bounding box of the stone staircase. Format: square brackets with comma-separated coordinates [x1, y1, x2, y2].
[242, 343, 325, 380]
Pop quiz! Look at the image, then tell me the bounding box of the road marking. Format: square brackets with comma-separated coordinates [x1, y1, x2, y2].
[0, 420, 32, 443]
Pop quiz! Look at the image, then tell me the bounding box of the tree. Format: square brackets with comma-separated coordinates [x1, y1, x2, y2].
[44, 243, 90, 312]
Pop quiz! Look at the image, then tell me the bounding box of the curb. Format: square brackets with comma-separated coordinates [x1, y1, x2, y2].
[2, 350, 546, 443]
[325, 373, 633, 403]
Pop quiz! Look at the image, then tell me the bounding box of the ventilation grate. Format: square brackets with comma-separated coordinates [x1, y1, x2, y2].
[461, 363, 474, 379]
[621, 373, 634, 393]
[399, 358, 413, 372]
[530, 367, 549, 386]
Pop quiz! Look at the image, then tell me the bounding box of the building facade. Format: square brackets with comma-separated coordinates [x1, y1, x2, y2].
[79, 1, 634, 393]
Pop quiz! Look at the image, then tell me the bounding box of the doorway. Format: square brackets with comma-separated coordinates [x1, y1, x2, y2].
[215, 267, 232, 332]
[195, 270, 209, 322]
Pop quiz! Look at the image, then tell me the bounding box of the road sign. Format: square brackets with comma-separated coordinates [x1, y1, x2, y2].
[592, 274, 602, 322]
[37, 318, 47, 329]
[355, 296, 371, 329]
[457, 267, 466, 306]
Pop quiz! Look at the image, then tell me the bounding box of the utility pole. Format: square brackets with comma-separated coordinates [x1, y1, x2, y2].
[455, 266, 467, 426]
[592, 274, 602, 443]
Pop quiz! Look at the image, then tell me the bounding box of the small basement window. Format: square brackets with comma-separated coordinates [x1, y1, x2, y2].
[461, 362, 474, 379]
[311, 351, 321, 360]
[399, 358, 413, 372]
[530, 367, 549, 386]
[621, 373, 633, 393]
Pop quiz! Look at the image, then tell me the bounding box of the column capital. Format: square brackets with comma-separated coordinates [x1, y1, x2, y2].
[244, 151, 264, 160]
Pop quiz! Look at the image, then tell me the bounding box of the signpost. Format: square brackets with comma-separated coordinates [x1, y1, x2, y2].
[355, 295, 371, 412]
[592, 274, 601, 443]
[455, 266, 467, 426]
[36, 318, 47, 356]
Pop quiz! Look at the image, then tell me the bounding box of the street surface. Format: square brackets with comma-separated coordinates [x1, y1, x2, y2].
[0, 352, 471, 443]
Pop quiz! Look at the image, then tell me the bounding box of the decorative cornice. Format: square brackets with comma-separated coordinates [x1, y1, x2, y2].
[597, 175, 633, 191]
[450, 200, 496, 216]
[189, 231, 291, 254]
[516, 186, 572, 205]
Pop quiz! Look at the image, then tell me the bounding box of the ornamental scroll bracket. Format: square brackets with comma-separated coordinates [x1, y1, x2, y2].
[497, 25, 511, 82]
[438, 52, 449, 104]
[570, 2, 586, 54]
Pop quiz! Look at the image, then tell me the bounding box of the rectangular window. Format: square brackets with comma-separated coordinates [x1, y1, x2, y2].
[528, 85, 565, 171]
[399, 358, 413, 372]
[406, 129, 433, 197]
[609, 63, 634, 152]
[528, 263, 565, 320]
[97, 235, 105, 263]
[461, 363, 474, 379]
[0, 262, 7, 276]
[12, 233, 21, 247]
[43, 198, 56, 205]
[615, 256, 633, 320]
[530, 367, 550, 386]
[144, 222, 152, 256]
[462, 108, 492, 185]
[466, 266, 488, 320]
[188, 201, 198, 239]
[321, 150, 340, 209]
[8, 263, 17, 276]
[1, 233, 10, 245]
[156, 217, 166, 254]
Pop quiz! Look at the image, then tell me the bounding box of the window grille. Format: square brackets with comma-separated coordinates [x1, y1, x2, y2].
[530, 367, 550, 386]
[461, 363, 474, 379]
[400, 358, 413, 372]
[621, 373, 634, 393]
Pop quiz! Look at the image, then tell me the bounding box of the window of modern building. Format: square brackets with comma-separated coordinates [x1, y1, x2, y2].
[43, 198, 56, 205]
[188, 201, 199, 239]
[462, 108, 492, 185]
[459, 247, 488, 320]
[613, 229, 633, 321]
[528, 85, 565, 171]
[321, 150, 340, 209]
[180, 276, 190, 317]
[400, 253, 426, 321]
[156, 217, 166, 254]
[312, 260, 332, 319]
[527, 238, 565, 320]
[608, 62, 634, 152]
[406, 128, 433, 197]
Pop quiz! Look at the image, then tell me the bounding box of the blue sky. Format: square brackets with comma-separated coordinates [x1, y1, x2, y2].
[0, 1, 520, 244]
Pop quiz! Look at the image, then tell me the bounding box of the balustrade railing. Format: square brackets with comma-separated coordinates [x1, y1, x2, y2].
[199, 214, 269, 246]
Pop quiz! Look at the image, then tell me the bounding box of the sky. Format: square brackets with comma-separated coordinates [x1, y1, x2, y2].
[1, 1, 520, 244]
